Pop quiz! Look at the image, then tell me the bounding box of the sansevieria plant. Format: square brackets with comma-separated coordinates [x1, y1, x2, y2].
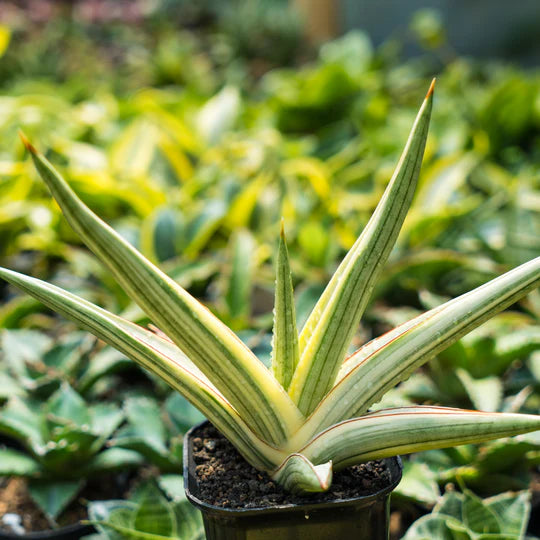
[2, 80, 540, 494]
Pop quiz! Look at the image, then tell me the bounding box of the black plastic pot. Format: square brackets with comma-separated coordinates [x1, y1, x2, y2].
[184, 422, 403, 540]
[0, 523, 95, 540]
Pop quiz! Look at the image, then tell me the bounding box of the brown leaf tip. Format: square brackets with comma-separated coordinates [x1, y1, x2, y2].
[280, 217, 285, 238]
[426, 78, 436, 99]
[19, 131, 37, 154]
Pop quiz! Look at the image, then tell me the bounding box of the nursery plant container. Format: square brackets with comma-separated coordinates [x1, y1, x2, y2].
[184, 422, 403, 540]
[0, 523, 95, 540]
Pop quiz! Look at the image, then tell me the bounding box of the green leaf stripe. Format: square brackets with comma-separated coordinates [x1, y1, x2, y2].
[301, 257, 540, 438]
[271, 222, 299, 391]
[21, 139, 302, 445]
[0, 267, 284, 470]
[302, 407, 540, 470]
[289, 81, 434, 415]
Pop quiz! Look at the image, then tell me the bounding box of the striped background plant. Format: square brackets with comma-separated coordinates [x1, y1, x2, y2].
[2, 80, 540, 494]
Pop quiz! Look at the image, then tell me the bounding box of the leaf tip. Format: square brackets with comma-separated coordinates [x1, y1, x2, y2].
[426, 78, 436, 99]
[19, 130, 37, 154]
[280, 217, 285, 239]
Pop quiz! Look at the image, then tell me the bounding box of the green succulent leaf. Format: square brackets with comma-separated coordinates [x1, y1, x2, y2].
[303, 257, 540, 436]
[20, 138, 301, 445]
[0, 448, 40, 476]
[0, 267, 284, 471]
[289, 81, 434, 415]
[112, 397, 178, 470]
[47, 383, 91, 427]
[77, 348, 132, 394]
[157, 475, 186, 502]
[0, 396, 44, 450]
[89, 403, 125, 442]
[271, 222, 299, 391]
[82, 447, 144, 474]
[29, 479, 83, 521]
[300, 407, 540, 471]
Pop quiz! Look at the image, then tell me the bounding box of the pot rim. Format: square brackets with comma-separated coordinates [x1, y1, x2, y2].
[183, 421, 403, 517]
[0, 523, 95, 540]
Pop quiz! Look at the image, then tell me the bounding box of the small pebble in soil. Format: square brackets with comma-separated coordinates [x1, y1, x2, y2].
[2, 514, 25, 535]
[191, 424, 393, 509]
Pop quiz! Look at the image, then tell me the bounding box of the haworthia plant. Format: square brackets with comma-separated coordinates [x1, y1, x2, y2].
[0, 385, 143, 522]
[2, 81, 540, 494]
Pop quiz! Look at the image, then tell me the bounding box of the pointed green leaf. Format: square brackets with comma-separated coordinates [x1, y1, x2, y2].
[0, 396, 44, 449]
[20, 138, 302, 445]
[82, 448, 144, 474]
[300, 407, 540, 471]
[303, 257, 540, 436]
[0, 268, 285, 471]
[77, 348, 132, 394]
[89, 403, 125, 441]
[112, 398, 175, 470]
[123, 397, 167, 451]
[290, 81, 434, 415]
[47, 383, 90, 427]
[433, 490, 464, 519]
[0, 448, 40, 476]
[271, 223, 299, 391]
[456, 369, 502, 412]
[29, 479, 82, 520]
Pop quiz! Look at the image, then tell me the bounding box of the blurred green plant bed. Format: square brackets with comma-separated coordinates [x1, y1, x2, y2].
[1, 22, 538, 325]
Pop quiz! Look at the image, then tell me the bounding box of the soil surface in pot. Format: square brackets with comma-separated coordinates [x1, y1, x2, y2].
[0, 469, 146, 533]
[192, 423, 393, 508]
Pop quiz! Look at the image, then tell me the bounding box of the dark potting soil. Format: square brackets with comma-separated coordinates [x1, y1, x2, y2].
[191, 423, 393, 509]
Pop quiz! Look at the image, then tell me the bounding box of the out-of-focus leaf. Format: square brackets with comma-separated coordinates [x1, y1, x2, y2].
[395, 461, 440, 505]
[462, 490, 501, 534]
[0, 25, 11, 57]
[456, 369, 503, 412]
[197, 86, 240, 145]
[165, 393, 205, 435]
[0, 448, 40, 475]
[133, 483, 176, 537]
[29, 479, 82, 520]
[184, 199, 226, 257]
[224, 229, 256, 323]
[297, 221, 331, 267]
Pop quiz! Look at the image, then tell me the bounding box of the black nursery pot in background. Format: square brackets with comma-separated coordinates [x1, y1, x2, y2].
[184, 422, 403, 540]
[0, 524, 95, 540]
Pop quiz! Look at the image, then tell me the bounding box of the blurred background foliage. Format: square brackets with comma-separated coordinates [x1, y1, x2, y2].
[0, 1, 539, 537]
